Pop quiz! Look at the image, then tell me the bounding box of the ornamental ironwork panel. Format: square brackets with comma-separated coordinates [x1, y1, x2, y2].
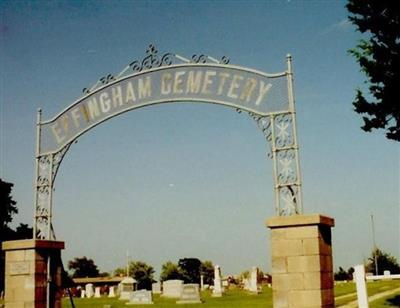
[33, 45, 303, 239]
[39, 65, 289, 154]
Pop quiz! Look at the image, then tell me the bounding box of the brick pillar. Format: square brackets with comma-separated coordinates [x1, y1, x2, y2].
[2, 239, 65, 308]
[267, 214, 334, 308]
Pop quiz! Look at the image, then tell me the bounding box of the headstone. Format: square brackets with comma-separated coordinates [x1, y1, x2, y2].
[81, 290, 86, 298]
[152, 282, 161, 294]
[200, 275, 204, 291]
[85, 283, 94, 298]
[177, 284, 202, 304]
[354, 265, 369, 308]
[119, 277, 136, 300]
[249, 266, 259, 293]
[243, 278, 250, 291]
[126, 290, 153, 305]
[94, 286, 101, 298]
[162, 280, 183, 298]
[212, 265, 222, 297]
[384, 270, 391, 276]
[108, 286, 116, 297]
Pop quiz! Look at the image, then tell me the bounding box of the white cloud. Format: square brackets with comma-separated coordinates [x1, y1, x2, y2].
[320, 19, 352, 36]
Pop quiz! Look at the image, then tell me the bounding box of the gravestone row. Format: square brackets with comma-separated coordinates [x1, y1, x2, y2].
[78, 264, 261, 304]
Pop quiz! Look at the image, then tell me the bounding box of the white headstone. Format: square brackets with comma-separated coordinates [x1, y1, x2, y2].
[249, 267, 259, 293]
[127, 290, 153, 305]
[354, 264, 369, 308]
[162, 280, 183, 298]
[80, 290, 86, 298]
[212, 265, 223, 297]
[200, 274, 204, 291]
[243, 278, 250, 291]
[384, 270, 391, 276]
[119, 277, 136, 300]
[108, 286, 116, 297]
[85, 283, 94, 298]
[152, 282, 161, 294]
[94, 286, 101, 298]
[177, 284, 202, 304]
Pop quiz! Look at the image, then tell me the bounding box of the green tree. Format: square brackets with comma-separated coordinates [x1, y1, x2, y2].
[347, 0, 400, 141]
[200, 260, 214, 285]
[68, 256, 100, 278]
[0, 179, 32, 293]
[366, 248, 400, 275]
[0, 178, 18, 293]
[178, 258, 201, 284]
[334, 266, 354, 281]
[114, 267, 128, 277]
[0, 179, 18, 234]
[160, 261, 183, 282]
[128, 261, 155, 290]
[10, 223, 33, 240]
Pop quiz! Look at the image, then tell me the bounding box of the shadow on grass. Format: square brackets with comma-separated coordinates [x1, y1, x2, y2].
[386, 295, 400, 307]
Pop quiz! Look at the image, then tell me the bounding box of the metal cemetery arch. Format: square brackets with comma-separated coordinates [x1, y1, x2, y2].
[34, 45, 303, 240]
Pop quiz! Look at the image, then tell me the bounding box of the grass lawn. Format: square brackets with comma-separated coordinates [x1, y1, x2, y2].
[62, 286, 273, 307]
[334, 280, 400, 306]
[370, 292, 400, 307]
[61, 281, 400, 307]
[1, 281, 397, 307]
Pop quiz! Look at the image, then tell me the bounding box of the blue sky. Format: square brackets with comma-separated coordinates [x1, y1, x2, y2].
[1, 0, 399, 277]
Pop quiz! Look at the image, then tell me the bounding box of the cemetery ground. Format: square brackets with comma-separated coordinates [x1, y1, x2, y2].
[57, 281, 400, 307]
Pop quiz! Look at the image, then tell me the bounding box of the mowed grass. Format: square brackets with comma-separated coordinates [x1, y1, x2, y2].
[335, 280, 400, 306]
[60, 281, 400, 307]
[370, 293, 400, 307]
[62, 285, 272, 307]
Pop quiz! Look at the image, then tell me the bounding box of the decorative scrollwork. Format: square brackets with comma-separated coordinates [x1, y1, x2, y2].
[129, 44, 173, 72]
[83, 74, 116, 94]
[82, 44, 230, 95]
[52, 143, 72, 182]
[38, 155, 51, 170]
[37, 186, 50, 201]
[191, 54, 230, 64]
[192, 54, 207, 63]
[35, 217, 48, 239]
[279, 186, 299, 216]
[277, 149, 297, 184]
[248, 112, 273, 158]
[274, 113, 294, 148]
[37, 176, 49, 187]
[220, 56, 230, 64]
[36, 205, 49, 216]
[82, 87, 91, 94]
[100, 74, 115, 85]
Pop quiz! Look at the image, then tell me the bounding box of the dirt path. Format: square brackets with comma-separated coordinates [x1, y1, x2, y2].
[338, 286, 400, 307]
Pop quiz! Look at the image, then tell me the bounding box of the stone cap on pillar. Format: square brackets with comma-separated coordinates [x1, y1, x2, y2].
[266, 214, 335, 229]
[2, 239, 65, 251]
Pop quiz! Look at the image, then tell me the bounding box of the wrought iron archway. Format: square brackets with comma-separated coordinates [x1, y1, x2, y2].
[34, 45, 303, 240]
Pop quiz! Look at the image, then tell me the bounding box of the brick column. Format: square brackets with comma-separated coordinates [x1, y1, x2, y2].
[267, 214, 334, 308]
[2, 239, 65, 308]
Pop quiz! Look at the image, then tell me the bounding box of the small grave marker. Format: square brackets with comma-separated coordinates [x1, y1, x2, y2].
[126, 290, 153, 305]
[177, 284, 202, 304]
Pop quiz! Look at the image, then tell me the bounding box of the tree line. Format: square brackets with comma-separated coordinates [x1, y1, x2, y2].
[68, 257, 215, 290]
[334, 248, 400, 281]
